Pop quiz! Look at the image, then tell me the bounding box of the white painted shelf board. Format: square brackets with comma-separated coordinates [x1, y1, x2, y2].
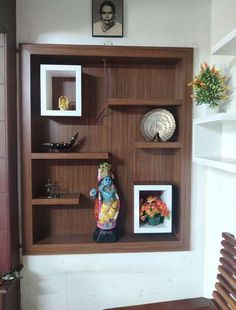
[193, 156, 236, 173]
[211, 28, 236, 55]
[194, 112, 236, 125]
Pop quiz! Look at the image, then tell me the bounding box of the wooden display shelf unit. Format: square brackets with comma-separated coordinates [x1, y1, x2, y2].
[20, 44, 193, 254]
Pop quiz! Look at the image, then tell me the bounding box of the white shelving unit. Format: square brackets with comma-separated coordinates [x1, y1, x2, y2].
[211, 28, 236, 55]
[193, 112, 236, 173]
[193, 29, 236, 173]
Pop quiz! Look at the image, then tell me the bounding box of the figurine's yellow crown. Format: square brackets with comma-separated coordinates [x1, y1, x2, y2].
[98, 162, 112, 181]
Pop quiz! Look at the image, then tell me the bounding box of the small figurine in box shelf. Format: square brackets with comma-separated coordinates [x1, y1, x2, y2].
[90, 162, 120, 242]
[58, 95, 69, 111]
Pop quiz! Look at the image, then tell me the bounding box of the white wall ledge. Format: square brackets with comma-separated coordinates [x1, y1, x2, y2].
[211, 28, 236, 55]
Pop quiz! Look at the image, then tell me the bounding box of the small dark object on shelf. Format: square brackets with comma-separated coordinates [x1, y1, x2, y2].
[44, 179, 60, 198]
[42, 132, 79, 152]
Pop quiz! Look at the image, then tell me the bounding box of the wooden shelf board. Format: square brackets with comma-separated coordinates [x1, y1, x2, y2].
[35, 233, 178, 244]
[211, 28, 236, 55]
[32, 194, 81, 205]
[31, 152, 110, 160]
[25, 233, 185, 254]
[107, 98, 183, 107]
[134, 141, 182, 149]
[193, 156, 236, 173]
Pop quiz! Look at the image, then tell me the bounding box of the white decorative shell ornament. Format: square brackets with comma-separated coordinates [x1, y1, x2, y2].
[140, 109, 176, 142]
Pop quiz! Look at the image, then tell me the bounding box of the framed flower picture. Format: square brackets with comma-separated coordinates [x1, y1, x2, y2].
[92, 0, 123, 37]
[134, 184, 172, 234]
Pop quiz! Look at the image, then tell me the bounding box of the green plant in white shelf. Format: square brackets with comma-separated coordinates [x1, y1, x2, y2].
[188, 62, 229, 109]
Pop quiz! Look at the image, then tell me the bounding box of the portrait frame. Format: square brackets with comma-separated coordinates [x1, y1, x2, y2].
[92, 0, 123, 37]
[133, 184, 173, 234]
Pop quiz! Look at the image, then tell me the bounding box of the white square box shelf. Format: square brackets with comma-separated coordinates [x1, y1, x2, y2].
[40, 64, 82, 116]
[134, 184, 172, 234]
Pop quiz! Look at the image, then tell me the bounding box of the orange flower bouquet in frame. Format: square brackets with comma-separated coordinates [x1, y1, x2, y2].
[140, 195, 170, 226]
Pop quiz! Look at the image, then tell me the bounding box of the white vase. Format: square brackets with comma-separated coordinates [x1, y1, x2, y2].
[204, 103, 220, 117]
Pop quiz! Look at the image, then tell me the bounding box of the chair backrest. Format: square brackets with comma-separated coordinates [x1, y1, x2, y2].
[212, 232, 236, 310]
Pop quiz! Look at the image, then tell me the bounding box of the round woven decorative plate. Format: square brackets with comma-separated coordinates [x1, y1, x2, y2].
[140, 108, 176, 142]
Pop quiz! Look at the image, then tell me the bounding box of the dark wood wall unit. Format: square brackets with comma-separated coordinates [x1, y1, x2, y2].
[20, 44, 193, 255]
[0, 1, 19, 277]
[0, 280, 20, 310]
[0, 0, 20, 309]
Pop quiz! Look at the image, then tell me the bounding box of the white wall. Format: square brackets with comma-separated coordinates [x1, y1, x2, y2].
[17, 1, 212, 309]
[211, 0, 236, 47]
[203, 0, 236, 297]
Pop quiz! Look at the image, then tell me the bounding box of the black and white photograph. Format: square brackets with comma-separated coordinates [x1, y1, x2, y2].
[92, 0, 123, 37]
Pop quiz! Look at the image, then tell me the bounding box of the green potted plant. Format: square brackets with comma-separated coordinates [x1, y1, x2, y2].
[139, 195, 170, 226]
[188, 62, 229, 109]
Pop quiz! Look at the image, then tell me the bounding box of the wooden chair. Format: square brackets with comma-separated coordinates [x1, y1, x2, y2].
[106, 232, 236, 310]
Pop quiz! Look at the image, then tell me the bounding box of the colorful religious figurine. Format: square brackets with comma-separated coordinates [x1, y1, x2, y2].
[90, 162, 120, 242]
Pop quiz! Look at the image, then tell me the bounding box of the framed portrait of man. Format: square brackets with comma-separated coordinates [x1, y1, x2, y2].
[92, 0, 123, 37]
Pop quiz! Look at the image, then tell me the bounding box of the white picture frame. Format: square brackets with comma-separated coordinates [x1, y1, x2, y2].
[40, 64, 82, 116]
[134, 184, 172, 234]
